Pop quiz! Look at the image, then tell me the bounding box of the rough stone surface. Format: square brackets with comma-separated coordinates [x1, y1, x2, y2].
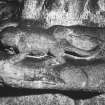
[22, 0, 105, 28]
[83, 63, 105, 91]
[78, 94, 105, 105]
[0, 94, 75, 105]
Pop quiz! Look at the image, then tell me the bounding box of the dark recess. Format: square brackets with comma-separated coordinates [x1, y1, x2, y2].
[0, 86, 102, 100]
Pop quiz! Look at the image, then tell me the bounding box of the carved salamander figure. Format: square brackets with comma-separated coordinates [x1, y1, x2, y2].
[1, 23, 104, 65]
[0, 25, 66, 64]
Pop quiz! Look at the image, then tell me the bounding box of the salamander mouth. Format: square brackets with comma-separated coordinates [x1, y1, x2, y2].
[64, 45, 101, 61]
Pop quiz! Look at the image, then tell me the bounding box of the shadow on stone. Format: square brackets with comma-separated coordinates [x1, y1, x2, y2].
[0, 86, 101, 100]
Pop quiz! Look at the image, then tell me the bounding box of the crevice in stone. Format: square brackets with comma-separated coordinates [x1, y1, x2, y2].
[65, 50, 88, 57]
[0, 86, 102, 100]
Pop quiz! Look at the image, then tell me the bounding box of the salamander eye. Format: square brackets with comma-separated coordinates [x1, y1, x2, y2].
[5, 46, 19, 55]
[0, 40, 19, 55]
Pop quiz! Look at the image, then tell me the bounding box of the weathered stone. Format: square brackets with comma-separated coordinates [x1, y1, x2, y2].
[78, 94, 105, 105]
[1, 53, 105, 92]
[1, 1, 105, 103]
[83, 63, 105, 91]
[60, 66, 87, 89]
[1, 21, 105, 92]
[22, 0, 105, 28]
[0, 94, 75, 105]
[0, 56, 87, 90]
